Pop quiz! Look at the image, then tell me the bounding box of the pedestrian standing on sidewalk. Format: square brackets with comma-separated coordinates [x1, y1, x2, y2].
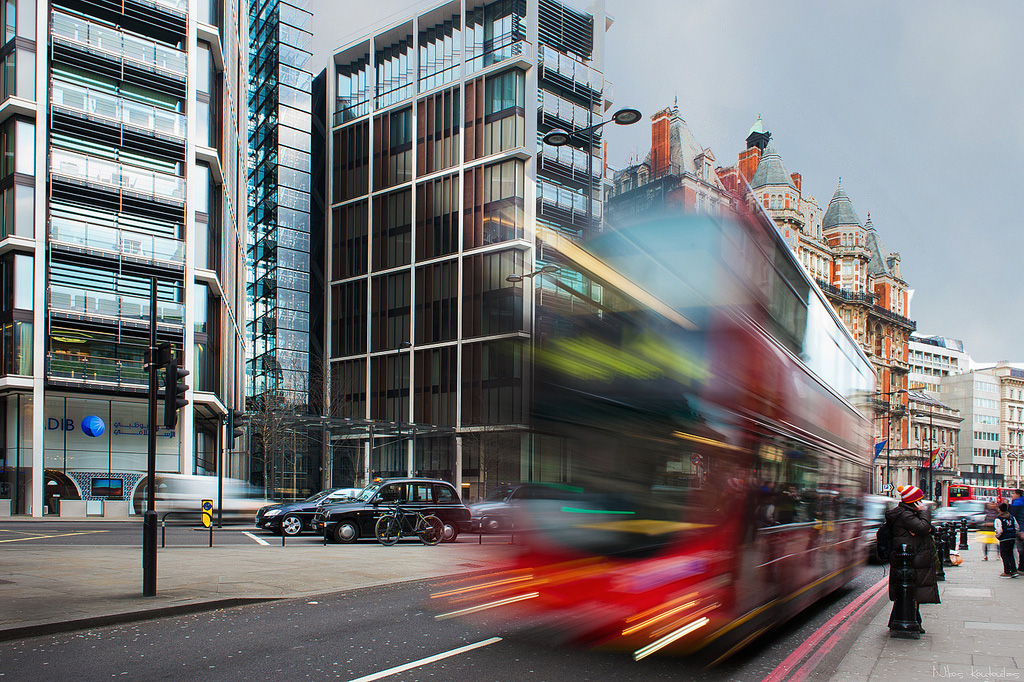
[885, 485, 939, 634]
[980, 501, 998, 561]
[994, 502, 1020, 578]
[1009, 490, 1024, 568]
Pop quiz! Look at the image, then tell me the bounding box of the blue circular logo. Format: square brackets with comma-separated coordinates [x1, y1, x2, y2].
[81, 415, 105, 438]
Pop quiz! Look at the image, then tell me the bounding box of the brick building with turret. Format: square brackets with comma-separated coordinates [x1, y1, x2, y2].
[609, 107, 954, 496]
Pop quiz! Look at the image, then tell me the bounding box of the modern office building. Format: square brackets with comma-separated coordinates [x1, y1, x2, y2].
[325, 0, 613, 499]
[985, 362, 1024, 489]
[908, 332, 970, 396]
[247, 0, 317, 498]
[1, 0, 249, 516]
[941, 369, 1004, 487]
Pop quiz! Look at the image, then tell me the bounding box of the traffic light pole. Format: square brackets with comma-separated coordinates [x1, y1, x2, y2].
[144, 276, 159, 596]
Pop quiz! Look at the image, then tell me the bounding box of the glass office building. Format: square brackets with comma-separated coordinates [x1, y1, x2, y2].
[247, 0, 316, 500]
[327, 0, 611, 499]
[0, 0, 249, 516]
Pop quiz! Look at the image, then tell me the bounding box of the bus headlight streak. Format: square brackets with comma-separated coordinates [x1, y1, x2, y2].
[431, 574, 536, 600]
[434, 592, 540, 620]
[633, 616, 710, 661]
[621, 600, 698, 636]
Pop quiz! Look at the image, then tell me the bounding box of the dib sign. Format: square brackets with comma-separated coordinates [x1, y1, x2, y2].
[201, 499, 213, 528]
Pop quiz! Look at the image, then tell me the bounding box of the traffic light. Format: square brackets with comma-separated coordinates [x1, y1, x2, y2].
[228, 409, 246, 444]
[163, 354, 190, 429]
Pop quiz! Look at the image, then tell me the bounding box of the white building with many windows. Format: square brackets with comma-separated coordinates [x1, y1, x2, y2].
[909, 333, 970, 396]
[1, 0, 249, 516]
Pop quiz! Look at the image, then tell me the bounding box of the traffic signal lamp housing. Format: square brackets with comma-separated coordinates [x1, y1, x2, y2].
[163, 355, 190, 429]
[228, 409, 246, 443]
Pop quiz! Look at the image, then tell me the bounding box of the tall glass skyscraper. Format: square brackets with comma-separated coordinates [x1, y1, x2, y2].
[247, 0, 315, 499]
[1, 0, 249, 516]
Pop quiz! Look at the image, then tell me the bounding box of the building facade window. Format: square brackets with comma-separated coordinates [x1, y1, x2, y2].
[373, 107, 412, 190]
[415, 173, 458, 259]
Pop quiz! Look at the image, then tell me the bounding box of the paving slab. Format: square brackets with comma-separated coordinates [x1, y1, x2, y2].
[830, 540, 1024, 682]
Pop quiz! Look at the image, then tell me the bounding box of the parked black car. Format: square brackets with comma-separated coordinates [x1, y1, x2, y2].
[469, 482, 582, 533]
[314, 478, 471, 543]
[256, 488, 361, 536]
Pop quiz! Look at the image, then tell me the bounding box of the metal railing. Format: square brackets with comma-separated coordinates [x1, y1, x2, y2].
[815, 278, 877, 305]
[51, 11, 187, 79]
[52, 80, 187, 140]
[51, 149, 185, 205]
[50, 216, 184, 265]
[49, 285, 185, 326]
[47, 353, 147, 387]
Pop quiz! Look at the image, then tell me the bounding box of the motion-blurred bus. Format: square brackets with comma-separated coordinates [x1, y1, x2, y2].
[433, 190, 874, 662]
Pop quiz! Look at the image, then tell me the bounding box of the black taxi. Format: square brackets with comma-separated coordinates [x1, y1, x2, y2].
[313, 477, 471, 543]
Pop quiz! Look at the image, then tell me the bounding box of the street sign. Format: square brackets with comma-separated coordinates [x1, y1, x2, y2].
[882, 484, 894, 493]
[201, 499, 213, 528]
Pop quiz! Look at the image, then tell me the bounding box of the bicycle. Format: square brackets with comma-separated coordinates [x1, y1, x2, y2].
[374, 503, 445, 546]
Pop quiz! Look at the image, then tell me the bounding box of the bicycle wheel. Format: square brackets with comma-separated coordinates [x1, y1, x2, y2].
[418, 514, 444, 546]
[375, 514, 401, 546]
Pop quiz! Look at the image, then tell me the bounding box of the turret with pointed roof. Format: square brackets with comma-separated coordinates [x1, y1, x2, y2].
[750, 143, 797, 190]
[822, 181, 862, 229]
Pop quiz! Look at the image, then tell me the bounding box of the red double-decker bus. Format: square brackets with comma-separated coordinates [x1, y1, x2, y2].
[434, 195, 875, 661]
[947, 484, 1014, 505]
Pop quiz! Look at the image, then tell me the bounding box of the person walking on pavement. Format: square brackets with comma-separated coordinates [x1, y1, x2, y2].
[1009, 489, 1024, 568]
[980, 501, 999, 561]
[994, 502, 1020, 578]
[885, 485, 939, 635]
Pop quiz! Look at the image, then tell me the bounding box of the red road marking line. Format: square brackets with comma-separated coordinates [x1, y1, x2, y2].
[760, 576, 888, 682]
[787, 586, 888, 682]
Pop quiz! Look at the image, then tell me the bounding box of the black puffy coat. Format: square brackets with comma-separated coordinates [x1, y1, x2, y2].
[885, 503, 940, 604]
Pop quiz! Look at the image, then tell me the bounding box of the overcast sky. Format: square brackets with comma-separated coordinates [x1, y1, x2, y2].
[310, 1, 1023, 362]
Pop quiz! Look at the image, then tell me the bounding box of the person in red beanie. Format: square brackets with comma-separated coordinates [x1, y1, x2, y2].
[883, 484, 939, 638]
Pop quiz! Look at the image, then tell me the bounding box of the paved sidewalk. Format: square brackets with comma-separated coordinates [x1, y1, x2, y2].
[0, 522, 513, 641]
[831, 538, 1024, 681]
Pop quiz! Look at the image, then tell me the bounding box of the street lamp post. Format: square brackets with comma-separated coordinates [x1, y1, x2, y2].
[879, 388, 909, 492]
[542, 107, 642, 233]
[928, 402, 935, 502]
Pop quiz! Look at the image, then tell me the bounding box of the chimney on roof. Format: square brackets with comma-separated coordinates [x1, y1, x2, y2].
[651, 107, 672, 179]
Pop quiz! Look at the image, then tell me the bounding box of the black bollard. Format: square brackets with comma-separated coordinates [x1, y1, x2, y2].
[959, 518, 969, 551]
[944, 524, 954, 566]
[890, 542, 921, 638]
[934, 526, 946, 581]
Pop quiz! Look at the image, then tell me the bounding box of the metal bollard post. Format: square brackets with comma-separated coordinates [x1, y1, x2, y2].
[209, 522, 213, 548]
[959, 518, 969, 551]
[282, 530, 286, 547]
[942, 522, 950, 565]
[161, 520, 166, 549]
[934, 526, 946, 582]
[890, 542, 921, 638]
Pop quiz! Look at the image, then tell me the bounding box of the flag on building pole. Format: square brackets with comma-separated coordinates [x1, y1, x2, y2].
[874, 439, 887, 461]
[929, 446, 941, 468]
[936, 450, 948, 469]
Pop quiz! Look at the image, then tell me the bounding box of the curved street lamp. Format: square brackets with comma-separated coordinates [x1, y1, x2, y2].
[542, 108, 642, 231]
[506, 264, 559, 284]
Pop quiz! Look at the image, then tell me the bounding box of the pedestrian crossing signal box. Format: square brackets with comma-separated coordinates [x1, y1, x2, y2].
[201, 499, 213, 528]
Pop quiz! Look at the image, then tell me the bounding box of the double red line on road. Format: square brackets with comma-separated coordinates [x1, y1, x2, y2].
[761, 576, 889, 682]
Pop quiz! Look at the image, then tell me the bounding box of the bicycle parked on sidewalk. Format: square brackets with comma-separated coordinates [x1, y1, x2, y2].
[374, 503, 445, 546]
